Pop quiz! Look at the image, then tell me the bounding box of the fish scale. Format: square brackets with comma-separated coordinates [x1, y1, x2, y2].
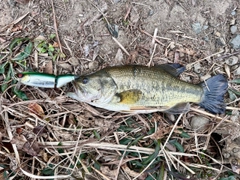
[106, 65, 203, 107]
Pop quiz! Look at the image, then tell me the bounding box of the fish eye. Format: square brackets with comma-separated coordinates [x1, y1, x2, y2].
[82, 77, 89, 84]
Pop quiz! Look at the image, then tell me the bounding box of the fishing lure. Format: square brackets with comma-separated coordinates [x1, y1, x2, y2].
[17, 72, 78, 88]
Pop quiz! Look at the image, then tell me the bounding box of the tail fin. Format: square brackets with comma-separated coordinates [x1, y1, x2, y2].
[199, 75, 228, 114]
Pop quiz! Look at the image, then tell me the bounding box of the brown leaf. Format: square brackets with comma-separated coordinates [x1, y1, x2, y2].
[67, 114, 76, 125]
[28, 103, 45, 118]
[33, 125, 47, 135]
[100, 166, 118, 179]
[22, 140, 40, 156]
[52, 41, 59, 48]
[11, 136, 41, 156]
[43, 60, 53, 74]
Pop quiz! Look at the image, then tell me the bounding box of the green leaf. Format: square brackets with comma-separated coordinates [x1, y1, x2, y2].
[142, 140, 161, 165]
[0, 61, 8, 74]
[49, 34, 56, 39]
[169, 139, 184, 152]
[119, 138, 132, 145]
[1, 66, 12, 92]
[158, 162, 165, 180]
[9, 37, 28, 51]
[219, 176, 236, 180]
[230, 79, 240, 84]
[93, 162, 101, 170]
[93, 130, 101, 140]
[13, 88, 28, 100]
[41, 167, 54, 176]
[12, 42, 33, 61]
[127, 135, 143, 148]
[229, 88, 240, 96]
[179, 129, 191, 138]
[228, 89, 237, 101]
[57, 142, 64, 154]
[48, 44, 54, 52]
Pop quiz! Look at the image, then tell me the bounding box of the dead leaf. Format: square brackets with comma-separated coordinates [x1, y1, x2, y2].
[22, 140, 40, 156]
[100, 166, 118, 179]
[11, 136, 41, 156]
[16, 128, 23, 134]
[52, 41, 59, 48]
[115, 48, 124, 65]
[58, 62, 73, 72]
[127, 50, 138, 64]
[43, 60, 53, 74]
[33, 125, 48, 135]
[122, 164, 147, 179]
[67, 114, 76, 125]
[67, 57, 79, 66]
[11, 25, 22, 32]
[11, 135, 27, 150]
[130, 7, 140, 24]
[28, 103, 45, 118]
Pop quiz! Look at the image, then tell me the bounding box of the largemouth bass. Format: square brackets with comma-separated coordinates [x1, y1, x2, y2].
[68, 64, 228, 114]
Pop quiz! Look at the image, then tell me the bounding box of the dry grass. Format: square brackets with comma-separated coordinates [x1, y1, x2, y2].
[1, 0, 240, 179]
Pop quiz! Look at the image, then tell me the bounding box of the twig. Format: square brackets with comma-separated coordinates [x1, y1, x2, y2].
[91, 166, 111, 180]
[147, 43, 157, 67]
[112, 37, 130, 56]
[186, 49, 225, 70]
[139, 28, 165, 46]
[50, 0, 63, 54]
[190, 107, 232, 123]
[1, 12, 29, 32]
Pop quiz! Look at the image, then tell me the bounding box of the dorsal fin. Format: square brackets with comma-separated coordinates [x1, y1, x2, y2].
[157, 63, 185, 77]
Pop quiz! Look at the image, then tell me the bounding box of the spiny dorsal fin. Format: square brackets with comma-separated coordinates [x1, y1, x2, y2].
[157, 63, 185, 77]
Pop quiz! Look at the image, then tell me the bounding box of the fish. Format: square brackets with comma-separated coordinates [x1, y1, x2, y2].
[67, 63, 228, 114]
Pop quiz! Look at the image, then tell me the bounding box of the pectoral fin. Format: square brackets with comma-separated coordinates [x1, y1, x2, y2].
[157, 63, 185, 77]
[164, 103, 190, 114]
[118, 89, 143, 104]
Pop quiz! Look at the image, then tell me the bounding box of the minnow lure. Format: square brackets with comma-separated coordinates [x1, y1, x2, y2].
[17, 72, 79, 88]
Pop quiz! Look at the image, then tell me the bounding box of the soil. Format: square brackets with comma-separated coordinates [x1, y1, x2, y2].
[1, 0, 240, 179]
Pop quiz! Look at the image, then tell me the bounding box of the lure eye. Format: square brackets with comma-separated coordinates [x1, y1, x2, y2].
[17, 73, 23, 78]
[82, 77, 89, 84]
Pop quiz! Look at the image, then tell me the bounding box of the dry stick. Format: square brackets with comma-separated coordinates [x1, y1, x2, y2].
[50, 0, 63, 54]
[147, 28, 158, 67]
[190, 107, 232, 123]
[1, 111, 20, 164]
[139, 28, 165, 46]
[148, 44, 157, 67]
[0, 12, 29, 32]
[186, 49, 225, 70]
[91, 166, 111, 180]
[114, 151, 126, 180]
[112, 37, 130, 56]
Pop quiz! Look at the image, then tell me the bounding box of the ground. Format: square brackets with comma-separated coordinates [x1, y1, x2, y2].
[1, 0, 240, 179]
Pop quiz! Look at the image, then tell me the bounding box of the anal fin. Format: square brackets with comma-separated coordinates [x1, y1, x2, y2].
[164, 103, 190, 114]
